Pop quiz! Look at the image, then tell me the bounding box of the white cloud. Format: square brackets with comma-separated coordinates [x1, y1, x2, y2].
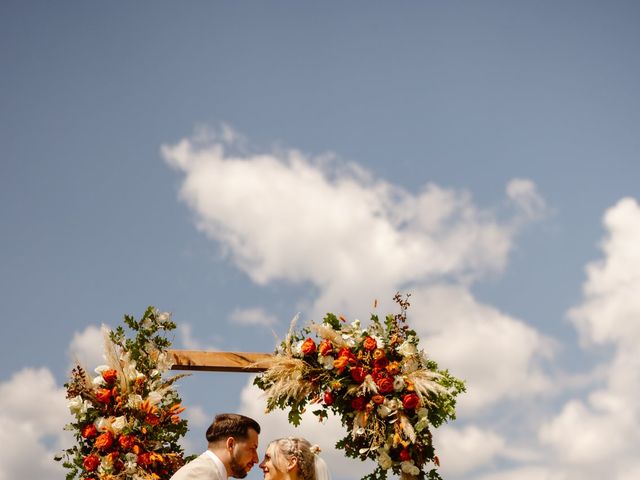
[178, 323, 220, 351]
[161, 128, 545, 320]
[568, 197, 640, 347]
[506, 178, 547, 222]
[435, 425, 506, 476]
[537, 197, 640, 479]
[409, 285, 555, 412]
[162, 127, 558, 477]
[67, 324, 105, 369]
[229, 307, 278, 327]
[0, 368, 70, 480]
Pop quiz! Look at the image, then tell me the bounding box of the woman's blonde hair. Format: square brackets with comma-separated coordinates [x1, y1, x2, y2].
[268, 437, 324, 480]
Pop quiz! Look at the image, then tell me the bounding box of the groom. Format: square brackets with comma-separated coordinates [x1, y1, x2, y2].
[171, 413, 261, 480]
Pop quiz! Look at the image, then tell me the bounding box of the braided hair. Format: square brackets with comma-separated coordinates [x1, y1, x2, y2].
[269, 437, 327, 480]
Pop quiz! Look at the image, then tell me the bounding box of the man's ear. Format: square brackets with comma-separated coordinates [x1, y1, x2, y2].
[226, 437, 236, 451]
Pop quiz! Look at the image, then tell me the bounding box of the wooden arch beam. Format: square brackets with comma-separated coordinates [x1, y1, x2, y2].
[168, 350, 273, 373]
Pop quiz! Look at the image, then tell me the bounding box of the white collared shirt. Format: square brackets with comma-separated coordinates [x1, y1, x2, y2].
[204, 450, 227, 479]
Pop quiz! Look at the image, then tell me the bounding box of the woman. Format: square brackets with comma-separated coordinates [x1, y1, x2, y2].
[259, 437, 331, 480]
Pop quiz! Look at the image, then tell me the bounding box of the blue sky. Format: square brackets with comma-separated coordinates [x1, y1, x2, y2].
[2, 2, 640, 479]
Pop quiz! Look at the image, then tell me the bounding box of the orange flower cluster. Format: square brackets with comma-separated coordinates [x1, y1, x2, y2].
[255, 296, 466, 480]
[59, 307, 192, 480]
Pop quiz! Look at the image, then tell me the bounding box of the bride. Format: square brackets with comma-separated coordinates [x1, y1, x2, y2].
[259, 437, 331, 480]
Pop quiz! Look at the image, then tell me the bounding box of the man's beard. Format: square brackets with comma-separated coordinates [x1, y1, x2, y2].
[229, 452, 251, 479]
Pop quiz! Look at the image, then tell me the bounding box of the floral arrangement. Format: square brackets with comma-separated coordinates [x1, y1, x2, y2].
[56, 307, 194, 480]
[254, 294, 465, 480]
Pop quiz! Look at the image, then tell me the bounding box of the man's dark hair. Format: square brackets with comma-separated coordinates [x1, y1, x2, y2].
[206, 413, 261, 444]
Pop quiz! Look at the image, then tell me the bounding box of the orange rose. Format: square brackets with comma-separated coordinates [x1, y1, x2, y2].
[376, 377, 394, 394]
[95, 431, 114, 451]
[95, 388, 112, 404]
[371, 394, 385, 405]
[300, 338, 316, 355]
[372, 348, 386, 360]
[363, 336, 377, 351]
[102, 369, 118, 384]
[318, 339, 333, 356]
[83, 454, 100, 472]
[402, 393, 420, 410]
[386, 361, 401, 375]
[145, 413, 160, 426]
[118, 434, 135, 450]
[81, 423, 98, 439]
[333, 356, 350, 373]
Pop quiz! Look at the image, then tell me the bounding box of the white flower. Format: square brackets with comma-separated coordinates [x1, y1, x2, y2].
[68, 396, 91, 416]
[92, 375, 106, 386]
[318, 355, 334, 370]
[293, 340, 303, 355]
[127, 394, 143, 409]
[147, 390, 163, 405]
[94, 365, 110, 374]
[342, 333, 356, 347]
[370, 334, 385, 349]
[386, 398, 401, 411]
[401, 461, 420, 475]
[378, 405, 391, 418]
[95, 417, 111, 432]
[397, 340, 417, 357]
[141, 317, 153, 329]
[156, 352, 174, 371]
[393, 376, 405, 392]
[156, 311, 172, 325]
[124, 453, 138, 474]
[377, 451, 393, 469]
[111, 416, 128, 434]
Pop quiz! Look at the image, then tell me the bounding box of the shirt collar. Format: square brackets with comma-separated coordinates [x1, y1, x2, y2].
[204, 450, 227, 479]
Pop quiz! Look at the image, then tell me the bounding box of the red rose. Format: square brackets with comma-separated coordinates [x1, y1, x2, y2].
[95, 431, 114, 451]
[374, 357, 389, 369]
[399, 448, 411, 461]
[337, 347, 355, 360]
[318, 339, 333, 356]
[300, 338, 316, 355]
[323, 391, 334, 406]
[83, 454, 100, 472]
[351, 396, 367, 411]
[376, 377, 394, 394]
[95, 388, 112, 404]
[363, 336, 377, 351]
[350, 366, 366, 383]
[81, 423, 98, 439]
[102, 369, 118, 384]
[402, 393, 420, 410]
[371, 394, 385, 405]
[137, 452, 152, 467]
[118, 434, 135, 450]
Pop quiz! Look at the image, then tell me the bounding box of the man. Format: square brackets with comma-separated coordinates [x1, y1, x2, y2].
[171, 413, 261, 480]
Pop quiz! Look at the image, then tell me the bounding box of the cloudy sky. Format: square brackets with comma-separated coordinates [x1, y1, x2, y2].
[2, 2, 640, 479]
